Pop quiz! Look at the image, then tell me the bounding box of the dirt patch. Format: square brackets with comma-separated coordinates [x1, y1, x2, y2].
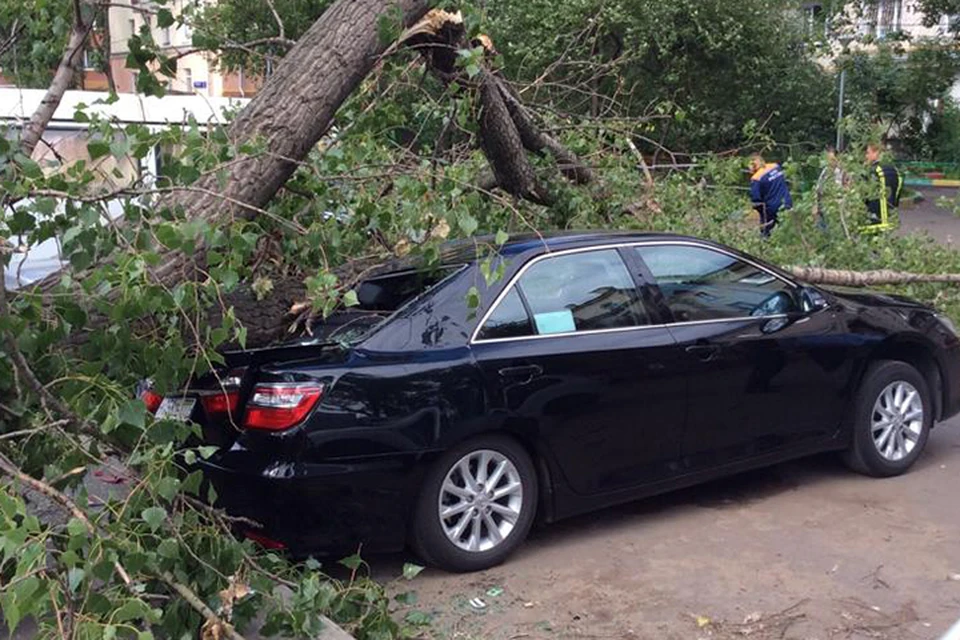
[373, 415, 960, 639]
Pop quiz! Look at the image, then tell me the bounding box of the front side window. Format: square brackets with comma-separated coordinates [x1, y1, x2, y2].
[477, 249, 647, 340]
[635, 245, 798, 322]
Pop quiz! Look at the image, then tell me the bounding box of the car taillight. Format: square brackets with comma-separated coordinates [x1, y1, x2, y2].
[141, 389, 164, 414]
[243, 530, 287, 550]
[243, 383, 324, 431]
[200, 390, 240, 417]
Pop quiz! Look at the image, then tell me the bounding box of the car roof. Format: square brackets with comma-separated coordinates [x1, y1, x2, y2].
[434, 230, 695, 265]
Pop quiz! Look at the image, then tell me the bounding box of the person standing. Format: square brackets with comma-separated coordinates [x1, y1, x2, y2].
[814, 146, 845, 230]
[863, 143, 903, 230]
[749, 154, 793, 237]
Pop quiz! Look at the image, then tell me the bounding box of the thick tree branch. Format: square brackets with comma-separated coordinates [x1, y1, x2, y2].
[20, 0, 94, 158]
[100, 0, 117, 94]
[31, 0, 431, 302]
[789, 266, 960, 286]
[264, 0, 286, 43]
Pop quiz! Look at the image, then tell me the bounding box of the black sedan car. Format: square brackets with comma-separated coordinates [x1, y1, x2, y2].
[155, 232, 960, 572]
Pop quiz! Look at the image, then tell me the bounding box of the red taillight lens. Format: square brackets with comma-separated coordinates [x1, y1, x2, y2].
[243, 530, 287, 550]
[141, 390, 164, 414]
[200, 390, 240, 417]
[242, 384, 323, 431]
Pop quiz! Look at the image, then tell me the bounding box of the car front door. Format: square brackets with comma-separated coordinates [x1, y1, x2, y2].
[632, 243, 850, 470]
[470, 247, 688, 496]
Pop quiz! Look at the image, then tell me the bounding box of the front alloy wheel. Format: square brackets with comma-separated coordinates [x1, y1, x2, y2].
[870, 381, 924, 462]
[412, 436, 537, 572]
[844, 360, 932, 477]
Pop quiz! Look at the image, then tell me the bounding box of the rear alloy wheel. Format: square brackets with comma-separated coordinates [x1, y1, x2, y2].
[411, 436, 537, 572]
[844, 360, 933, 477]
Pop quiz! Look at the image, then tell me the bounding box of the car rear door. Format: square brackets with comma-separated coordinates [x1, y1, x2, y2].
[470, 247, 688, 496]
[632, 242, 850, 469]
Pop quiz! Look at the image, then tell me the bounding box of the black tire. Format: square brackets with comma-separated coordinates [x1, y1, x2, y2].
[410, 435, 538, 572]
[843, 360, 933, 477]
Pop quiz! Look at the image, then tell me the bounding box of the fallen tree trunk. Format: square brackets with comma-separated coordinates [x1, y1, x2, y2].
[30, 0, 431, 295]
[788, 266, 960, 286]
[26, 3, 595, 348]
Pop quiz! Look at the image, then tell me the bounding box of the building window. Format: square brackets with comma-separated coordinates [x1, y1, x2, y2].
[877, 0, 902, 37]
[82, 48, 96, 70]
[128, 18, 136, 36]
[161, 26, 171, 46]
[131, 71, 139, 93]
[802, 3, 824, 36]
[184, 68, 193, 92]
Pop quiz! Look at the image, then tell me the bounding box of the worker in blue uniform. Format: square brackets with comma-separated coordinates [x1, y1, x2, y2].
[749, 154, 793, 237]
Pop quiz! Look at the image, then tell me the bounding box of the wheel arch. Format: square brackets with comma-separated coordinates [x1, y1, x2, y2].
[866, 336, 944, 421]
[500, 425, 558, 525]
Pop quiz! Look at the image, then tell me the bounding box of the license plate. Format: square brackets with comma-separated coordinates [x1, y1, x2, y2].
[155, 397, 196, 421]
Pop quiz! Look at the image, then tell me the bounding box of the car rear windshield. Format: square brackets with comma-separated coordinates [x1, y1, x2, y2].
[307, 265, 465, 344]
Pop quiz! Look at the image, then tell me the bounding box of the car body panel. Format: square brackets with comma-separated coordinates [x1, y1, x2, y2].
[197, 232, 960, 555]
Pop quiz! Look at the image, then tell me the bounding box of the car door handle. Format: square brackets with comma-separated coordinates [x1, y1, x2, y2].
[685, 343, 720, 362]
[498, 364, 543, 383]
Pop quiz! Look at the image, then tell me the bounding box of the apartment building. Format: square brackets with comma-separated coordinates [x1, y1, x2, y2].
[801, 0, 957, 42]
[79, 0, 260, 97]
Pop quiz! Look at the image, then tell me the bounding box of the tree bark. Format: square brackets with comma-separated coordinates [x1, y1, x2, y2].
[788, 266, 960, 286]
[19, 0, 93, 158]
[136, 0, 430, 289]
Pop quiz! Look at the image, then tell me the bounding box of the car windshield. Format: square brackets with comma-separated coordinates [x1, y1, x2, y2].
[301, 265, 466, 345]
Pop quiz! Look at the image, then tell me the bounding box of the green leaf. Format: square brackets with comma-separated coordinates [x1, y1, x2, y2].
[110, 137, 130, 159]
[458, 215, 479, 235]
[236, 325, 247, 349]
[156, 8, 174, 28]
[1, 595, 20, 633]
[140, 506, 166, 532]
[157, 539, 179, 559]
[402, 562, 424, 580]
[119, 399, 147, 429]
[87, 140, 110, 160]
[395, 590, 418, 605]
[466, 286, 481, 310]
[114, 597, 155, 623]
[404, 610, 433, 626]
[338, 553, 363, 571]
[67, 567, 85, 593]
[343, 290, 359, 307]
[495, 229, 509, 246]
[67, 517, 88, 537]
[155, 476, 180, 501]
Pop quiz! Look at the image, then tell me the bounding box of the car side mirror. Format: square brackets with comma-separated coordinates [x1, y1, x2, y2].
[800, 286, 829, 313]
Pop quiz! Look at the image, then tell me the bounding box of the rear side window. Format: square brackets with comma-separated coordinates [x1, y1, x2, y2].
[634, 245, 798, 322]
[476, 287, 533, 340]
[477, 248, 648, 340]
